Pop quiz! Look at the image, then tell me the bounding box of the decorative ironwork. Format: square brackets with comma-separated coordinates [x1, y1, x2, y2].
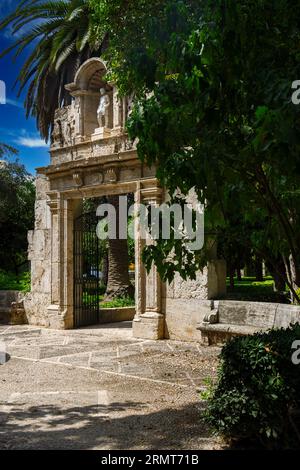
[73, 211, 100, 327]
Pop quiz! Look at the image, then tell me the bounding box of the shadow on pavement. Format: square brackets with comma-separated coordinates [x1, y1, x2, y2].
[0, 400, 213, 450]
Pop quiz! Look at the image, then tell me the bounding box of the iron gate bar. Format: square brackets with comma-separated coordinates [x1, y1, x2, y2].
[73, 211, 100, 327]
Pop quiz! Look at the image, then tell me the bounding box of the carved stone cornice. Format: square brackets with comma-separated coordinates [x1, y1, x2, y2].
[46, 192, 60, 214]
[140, 187, 163, 205]
[42, 148, 138, 173]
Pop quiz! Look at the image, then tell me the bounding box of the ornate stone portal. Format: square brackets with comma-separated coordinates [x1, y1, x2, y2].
[25, 58, 226, 340]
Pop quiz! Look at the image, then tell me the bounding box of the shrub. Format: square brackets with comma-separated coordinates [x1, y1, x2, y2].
[204, 324, 300, 449]
[0, 270, 30, 292]
[100, 297, 135, 308]
[295, 287, 300, 304]
[82, 294, 135, 308]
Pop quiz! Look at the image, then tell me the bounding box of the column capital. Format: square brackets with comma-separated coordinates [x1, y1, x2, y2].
[140, 187, 163, 205]
[46, 191, 61, 214]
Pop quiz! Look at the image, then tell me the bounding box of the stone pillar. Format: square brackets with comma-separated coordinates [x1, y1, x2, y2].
[133, 183, 145, 319]
[112, 87, 122, 132]
[132, 186, 164, 340]
[46, 193, 75, 329]
[74, 95, 84, 144]
[23, 174, 52, 326]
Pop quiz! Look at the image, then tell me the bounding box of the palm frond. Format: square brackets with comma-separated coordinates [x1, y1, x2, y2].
[0, 0, 102, 141]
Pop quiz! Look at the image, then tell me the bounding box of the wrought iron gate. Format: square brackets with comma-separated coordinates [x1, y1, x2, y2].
[73, 211, 100, 327]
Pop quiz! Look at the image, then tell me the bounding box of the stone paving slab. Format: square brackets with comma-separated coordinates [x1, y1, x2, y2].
[1, 326, 220, 387]
[0, 324, 221, 450]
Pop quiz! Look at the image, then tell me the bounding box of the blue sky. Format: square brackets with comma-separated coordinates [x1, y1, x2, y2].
[0, 0, 50, 175]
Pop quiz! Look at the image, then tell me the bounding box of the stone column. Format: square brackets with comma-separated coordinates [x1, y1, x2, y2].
[46, 193, 75, 329]
[132, 186, 164, 340]
[112, 87, 122, 132]
[47, 192, 61, 306]
[74, 95, 84, 144]
[133, 183, 145, 319]
[23, 174, 52, 327]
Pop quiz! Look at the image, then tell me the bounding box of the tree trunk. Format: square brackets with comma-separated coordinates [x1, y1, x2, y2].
[229, 264, 235, 290]
[255, 165, 300, 298]
[255, 257, 263, 282]
[266, 258, 286, 292]
[105, 195, 134, 300]
[289, 254, 300, 289]
[273, 273, 286, 293]
[281, 254, 300, 303]
[288, 254, 300, 302]
[102, 251, 109, 286]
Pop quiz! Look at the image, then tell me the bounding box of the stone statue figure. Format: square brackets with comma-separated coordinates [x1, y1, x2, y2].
[52, 119, 63, 147]
[65, 115, 75, 147]
[97, 87, 110, 128]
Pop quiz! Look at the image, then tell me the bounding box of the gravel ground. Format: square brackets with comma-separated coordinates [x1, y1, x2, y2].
[0, 324, 222, 450]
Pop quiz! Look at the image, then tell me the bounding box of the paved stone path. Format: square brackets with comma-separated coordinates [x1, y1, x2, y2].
[0, 323, 221, 450]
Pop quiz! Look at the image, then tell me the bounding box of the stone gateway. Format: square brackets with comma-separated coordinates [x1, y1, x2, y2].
[24, 58, 226, 341]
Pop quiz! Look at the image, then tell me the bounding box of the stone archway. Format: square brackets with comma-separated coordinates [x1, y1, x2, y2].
[25, 57, 226, 341]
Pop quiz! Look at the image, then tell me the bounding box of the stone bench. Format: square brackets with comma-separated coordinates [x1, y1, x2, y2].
[198, 300, 300, 345]
[0, 290, 27, 325]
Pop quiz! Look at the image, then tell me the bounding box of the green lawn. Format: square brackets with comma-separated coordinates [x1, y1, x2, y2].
[225, 276, 289, 303]
[82, 292, 135, 308]
[0, 270, 30, 292]
[1, 270, 288, 305]
[100, 297, 135, 308]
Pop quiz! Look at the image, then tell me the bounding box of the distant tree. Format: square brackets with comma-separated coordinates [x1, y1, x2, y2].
[0, 1, 133, 299]
[0, 148, 35, 277]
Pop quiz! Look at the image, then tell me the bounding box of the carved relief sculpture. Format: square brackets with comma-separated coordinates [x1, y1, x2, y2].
[65, 113, 75, 147]
[51, 119, 63, 147]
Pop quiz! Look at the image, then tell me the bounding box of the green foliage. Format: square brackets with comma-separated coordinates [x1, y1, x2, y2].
[226, 276, 289, 303]
[82, 292, 134, 308]
[296, 288, 300, 303]
[90, 0, 300, 300]
[127, 216, 135, 265]
[90, 0, 201, 94]
[204, 324, 300, 449]
[0, 154, 35, 275]
[0, 270, 31, 292]
[82, 292, 102, 305]
[100, 296, 135, 308]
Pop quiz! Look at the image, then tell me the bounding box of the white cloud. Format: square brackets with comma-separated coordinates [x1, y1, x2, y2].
[6, 98, 23, 109]
[0, 128, 48, 149]
[15, 137, 48, 148]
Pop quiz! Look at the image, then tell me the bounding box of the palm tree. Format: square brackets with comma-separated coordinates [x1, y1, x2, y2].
[0, 0, 102, 141]
[105, 195, 135, 300]
[0, 1, 134, 301]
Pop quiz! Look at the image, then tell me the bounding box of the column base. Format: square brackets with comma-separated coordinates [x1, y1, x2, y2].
[47, 305, 73, 329]
[91, 127, 111, 140]
[132, 312, 164, 340]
